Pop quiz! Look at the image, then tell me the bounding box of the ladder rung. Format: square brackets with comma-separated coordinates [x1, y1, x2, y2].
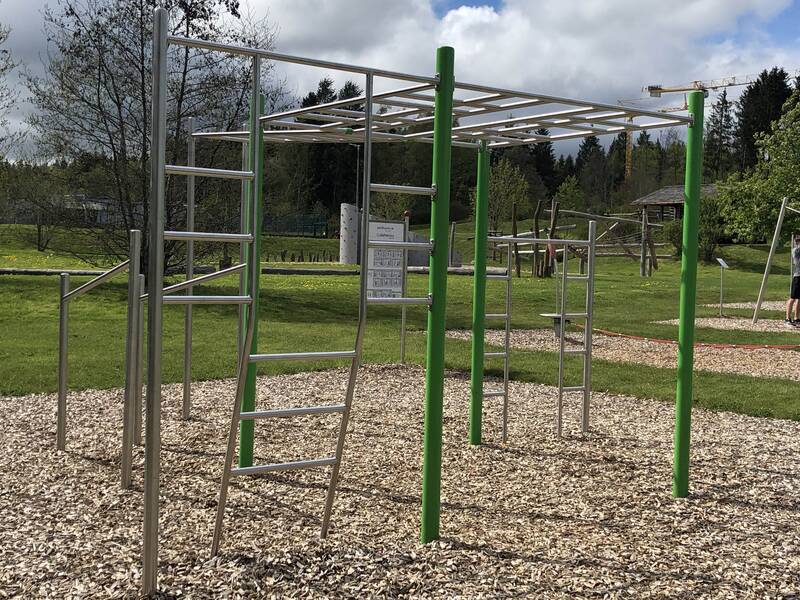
[485, 313, 508, 319]
[487, 274, 509, 280]
[164, 231, 253, 243]
[368, 240, 432, 252]
[368, 296, 432, 306]
[485, 351, 507, 358]
[563, 349, 587, 355]
[163, 295, 251, 305]
[561, 386, 586, 393]
[240, 404, 346, 419]
[541, 312, 588, 319]
[566, 275, 590, 281]
[484, 390, 506, 397]
[370, 183, 435, 196]
[165, 164, 254, 180]
[249, 350, 356, 362]
[231, 457, 337, 476]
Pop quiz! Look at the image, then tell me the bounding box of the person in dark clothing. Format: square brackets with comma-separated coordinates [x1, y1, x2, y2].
[786, 235, 800, 326]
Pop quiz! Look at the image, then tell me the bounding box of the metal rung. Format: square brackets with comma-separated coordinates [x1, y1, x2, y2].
[566, 275, 590, 281]
[165, 164, 254, 180]
[368, 240, 432, 252]
[563, 349, 587, 355]
[484, 390, 506, 397]
[240, 404, 346, 419]
[487, 274, 509, 280]
[370, 183, 436, 196]
[163, 295, 251, 305]
[367, 296, 432, 306]
[164, 231, 253, 243]
[231, 457, 337, 477]
[249, 350, 356, 362]
[561, 386, 586, 393]
[485, 351, 507, 358]
[485, 313, 508, 319]
[542, 312, 589, 319]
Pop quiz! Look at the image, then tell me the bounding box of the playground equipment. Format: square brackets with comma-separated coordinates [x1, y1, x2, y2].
[471, 222, 596, 441]
[753, 196, 797, 323]
[131, 8, 702, 595]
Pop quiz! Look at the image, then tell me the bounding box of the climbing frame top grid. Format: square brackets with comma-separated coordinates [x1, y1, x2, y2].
[172, 35, 692, 149]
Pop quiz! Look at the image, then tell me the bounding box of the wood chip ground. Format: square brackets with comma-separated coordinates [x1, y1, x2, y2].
[2, 366, 799, 598]
[656, 317, 800, 335]
[448, 328, 800, 382]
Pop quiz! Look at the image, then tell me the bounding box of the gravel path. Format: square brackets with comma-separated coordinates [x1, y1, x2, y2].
[702, 301, 785, 311]
[448, 328, 800, 381]
[656, 317, 800, 335]
[2, 366, 800, 598]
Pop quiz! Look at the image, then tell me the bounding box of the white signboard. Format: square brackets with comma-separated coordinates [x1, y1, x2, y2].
[367, 220, 405, 299]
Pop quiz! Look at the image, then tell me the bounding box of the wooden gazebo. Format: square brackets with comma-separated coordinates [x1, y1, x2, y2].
[631, 183, 717, 221]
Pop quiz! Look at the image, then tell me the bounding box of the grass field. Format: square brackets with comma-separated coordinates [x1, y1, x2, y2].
[2, 224, 799, 420]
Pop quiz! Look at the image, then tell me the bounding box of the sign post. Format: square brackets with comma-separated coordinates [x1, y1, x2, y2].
[716, 257, 729, 317]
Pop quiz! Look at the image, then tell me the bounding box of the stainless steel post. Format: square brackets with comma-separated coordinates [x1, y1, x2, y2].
[238, 134, 249, 363]
[320, 71, 373, 538]
[720, 264, 724, 317]
[400, 215, 409, 363]
[556, 246, 568, 437]
[753, 197, 788, 323]
[121, 230, 142, 489]
[57, 273, 69, 451]
[183, 117, 195, 420]
[582, 221, 596, 433]
[502, 244, 512, 441]
[135, 274, 145, 446]
[142, 7, 168, 596]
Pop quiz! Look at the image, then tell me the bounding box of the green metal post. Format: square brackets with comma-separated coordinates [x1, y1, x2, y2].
[469, 142, 489, 445]
[673, 90, 704, 498]
[420, 46, 454, 544]
[239, 94, 265, 468]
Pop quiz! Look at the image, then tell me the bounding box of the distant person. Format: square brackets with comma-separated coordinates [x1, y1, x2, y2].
[786, 234, 800, 326]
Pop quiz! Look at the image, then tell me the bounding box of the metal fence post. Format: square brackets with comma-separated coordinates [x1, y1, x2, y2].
[57, 273, 70, 451]
[121, 230, 141, 489]
[469, 141, 489, 446]
[673, 90, 704, 499]
[420, 45, 454, 545]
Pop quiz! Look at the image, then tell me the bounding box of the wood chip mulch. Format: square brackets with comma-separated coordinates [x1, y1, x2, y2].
[702, 301, 785, 311]
[656, 317, 800, 335]
[2, 365, 800, 598]
[448, 328, 800, 381]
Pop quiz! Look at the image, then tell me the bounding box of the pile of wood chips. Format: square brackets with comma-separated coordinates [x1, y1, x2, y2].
[2, 365, 799, 598]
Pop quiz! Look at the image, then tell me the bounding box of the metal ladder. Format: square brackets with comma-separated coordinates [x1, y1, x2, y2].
[555, 221, 596, 437]
[481, 244, 512, 441]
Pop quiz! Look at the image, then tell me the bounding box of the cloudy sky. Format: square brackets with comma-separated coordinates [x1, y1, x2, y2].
[1, 0, 799, 142]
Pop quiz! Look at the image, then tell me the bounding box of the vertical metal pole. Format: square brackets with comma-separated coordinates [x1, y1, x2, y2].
[420, 46, 454, 544]
[673, 90, 704, 499]
[640, 210, 647, 277]
[238, 134, 249, 362]
[448, 221, 456, 267]
[121, 230, 141, 489]
[719, 265, 724, 317]
[753, 197, 788, 323]
[469, 142, 489, 446]
[57, 273, 69, 451]
[400, 215, 409, 363]
[320, 71, 373, 538]
[142, 8, 167, 596]
[502, 244, 511, 442]
[135, 274, 144, 446]
[239, 91, 264, 469]
[582, 221, 596, 433]
[556, 244, 568, 437]
[183, 118, 195, 420]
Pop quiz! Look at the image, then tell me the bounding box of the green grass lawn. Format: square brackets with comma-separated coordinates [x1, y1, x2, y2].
[2, 224, 799, 420]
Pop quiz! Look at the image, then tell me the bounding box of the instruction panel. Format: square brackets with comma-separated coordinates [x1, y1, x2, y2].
[367, 220, 405, 299]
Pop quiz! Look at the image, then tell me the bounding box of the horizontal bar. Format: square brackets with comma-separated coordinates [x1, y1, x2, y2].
[249, 350, 356, 362]
[786, 206, 800, 215]
[561, 386, 586, 393]
[486, 274, 510, 280]
[545, 208, 663, 228]
[367, 296, 432, 306]
[483, 390, 506, 398]
[240, 404, 346, 420]
[566, 275, 590, 281]
[541, 312, 589, 319]
[62, 260, 130, 302]
[193, 130, 249, 143]
[161, 263, 246, 296]
[368, 240, 432, 252]
[165, 164, 254, 180]
[484, 352, 507, 358]
[168, 36, 438, 85]
[370, 183, 436, 196]
[563, 349, 588, 355]
[231, 457, 338, 477]
[164, 231, 253, 243]
[485, 313, 508, 319]
[488, 236, 591, 247]
[162, 295, 251, 305]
